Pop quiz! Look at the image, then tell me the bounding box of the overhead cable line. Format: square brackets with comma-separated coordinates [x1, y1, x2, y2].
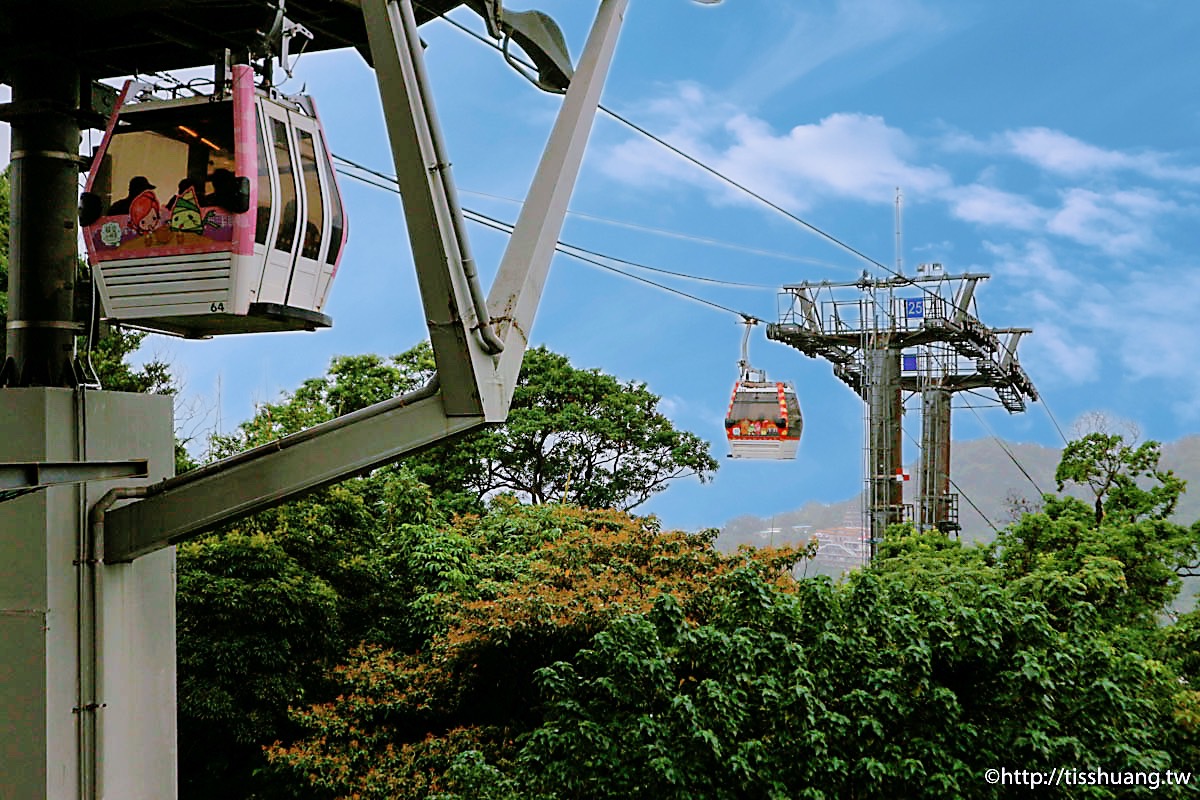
[332, 153, 786, 285]
[334, 163, 772, 293]
[416, 2, 935, 290]
[455, 186, 856, 271]
[557, 241, 777, 289]
[334, 166, 759, 320]
[965, 403, 1046, 496]
[466, 206, 757, 318]
[1040, 397, 1071, 445]
[902, 429, 998, 534]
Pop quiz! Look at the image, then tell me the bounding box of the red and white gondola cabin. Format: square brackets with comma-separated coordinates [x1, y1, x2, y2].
[80, 64, 346, 338]
[725, 378, 802, 459]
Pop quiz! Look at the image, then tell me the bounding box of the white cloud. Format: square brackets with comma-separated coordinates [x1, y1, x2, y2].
[1005, 127, 1200, 183]
[1005, 128, 1131, 176]
[722, 112, 950, 204]
[725, 0, 960, 108]
[1046, 187, 1174, 255]
[983, 240, 1080, 294]
[1096, 269, 1200, 379]
[984, 240, 1200, 417]
[597, 83, 736, 195]
[599, 86, 1198, 278]
[944, 185, 1046, 230]
[599, 86, 950, 211]
[1022, 320, 1100, 385]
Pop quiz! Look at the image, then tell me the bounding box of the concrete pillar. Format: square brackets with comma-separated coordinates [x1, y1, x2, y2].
[0, 388, 176, 799]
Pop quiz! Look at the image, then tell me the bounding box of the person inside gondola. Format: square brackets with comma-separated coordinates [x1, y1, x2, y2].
[108, 176, 156, 216]
[203, 168, 240, 210]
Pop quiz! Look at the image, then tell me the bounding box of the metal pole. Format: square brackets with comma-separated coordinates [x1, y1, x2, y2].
[866, 339, 902, 558]
[919, 385, 952, 529]
[3, 56, 82, 387]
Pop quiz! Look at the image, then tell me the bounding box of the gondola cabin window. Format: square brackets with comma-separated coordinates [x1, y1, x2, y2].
[90, 103, 237, 256]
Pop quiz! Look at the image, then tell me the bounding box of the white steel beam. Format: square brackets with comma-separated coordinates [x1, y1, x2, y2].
[490, 0, 628, 404]
[0, 459, 148, 493]
[102, 0, 626, 561]
[104, 391, 482, 562]
[362, 0, 498, 417]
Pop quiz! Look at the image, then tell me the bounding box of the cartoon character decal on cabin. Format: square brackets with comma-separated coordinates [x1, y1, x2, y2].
[167, 186, 219, 241]
[128, 190, 163, 244]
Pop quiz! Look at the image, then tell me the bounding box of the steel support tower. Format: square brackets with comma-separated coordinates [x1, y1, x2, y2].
[0, 1, 628, 797]
[767, 263, 1038, 556]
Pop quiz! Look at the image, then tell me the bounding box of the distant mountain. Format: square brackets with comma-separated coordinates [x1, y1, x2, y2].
[717, 435, 1200, 573]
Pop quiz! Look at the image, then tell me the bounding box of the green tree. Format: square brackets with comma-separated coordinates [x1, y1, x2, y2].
[263, 519, 1200, 799]
[177, 531, 342, 798]
[992, 433, 1198, 629]
[517, 562, 1186, 800]
[178, 342, 720, 797]
[412, 346, 719, 513]
[176, 469, 442, 799]
[264, 503, 807, 799]
[256, 437, 1200, 799]
[1056, 432, 1184, 525]
[215, 343, 718, 514]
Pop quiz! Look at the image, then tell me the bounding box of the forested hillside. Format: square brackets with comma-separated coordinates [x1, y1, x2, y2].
[719, 435, 1200, 553]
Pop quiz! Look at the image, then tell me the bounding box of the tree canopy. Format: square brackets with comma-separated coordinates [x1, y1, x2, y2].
[173, 338, 1200, 800]
[214, 342, 719, 514]
[177, 343, 721, 797]
[410, 346, 719, 513]
[235, 432, 1200, 800]
[1056, 432, 1185, 526]
[256, 508, 1200, 800]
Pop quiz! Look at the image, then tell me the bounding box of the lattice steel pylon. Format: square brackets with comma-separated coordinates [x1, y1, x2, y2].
[767, 263, 1038, 558]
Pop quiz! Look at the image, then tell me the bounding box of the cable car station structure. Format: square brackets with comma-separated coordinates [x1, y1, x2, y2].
[767, 263, 1038, 558]
[0, 1, 630, 796]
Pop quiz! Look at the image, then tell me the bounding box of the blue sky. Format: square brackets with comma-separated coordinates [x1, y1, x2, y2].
[6, 0, 1199, 531]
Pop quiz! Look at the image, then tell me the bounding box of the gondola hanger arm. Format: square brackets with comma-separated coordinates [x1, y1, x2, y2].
[100, 0, 628, 561]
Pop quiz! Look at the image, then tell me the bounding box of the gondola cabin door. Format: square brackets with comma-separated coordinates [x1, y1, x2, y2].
[81, 65, 346, 338]
[254, 98, 344, 315]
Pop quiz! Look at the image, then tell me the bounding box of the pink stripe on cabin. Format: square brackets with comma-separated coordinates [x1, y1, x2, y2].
[82, 82, 132, 264]
[231, 65, 257, 257]
[84, 81, 130, 196]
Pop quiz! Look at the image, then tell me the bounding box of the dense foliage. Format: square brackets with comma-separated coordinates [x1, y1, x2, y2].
[178, 345, 722, 797]
[213, 343, 718, 514]
[241, 432, 1199, 800]
[262, 505, 807, 798]
[164, 317, 1200, 798]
